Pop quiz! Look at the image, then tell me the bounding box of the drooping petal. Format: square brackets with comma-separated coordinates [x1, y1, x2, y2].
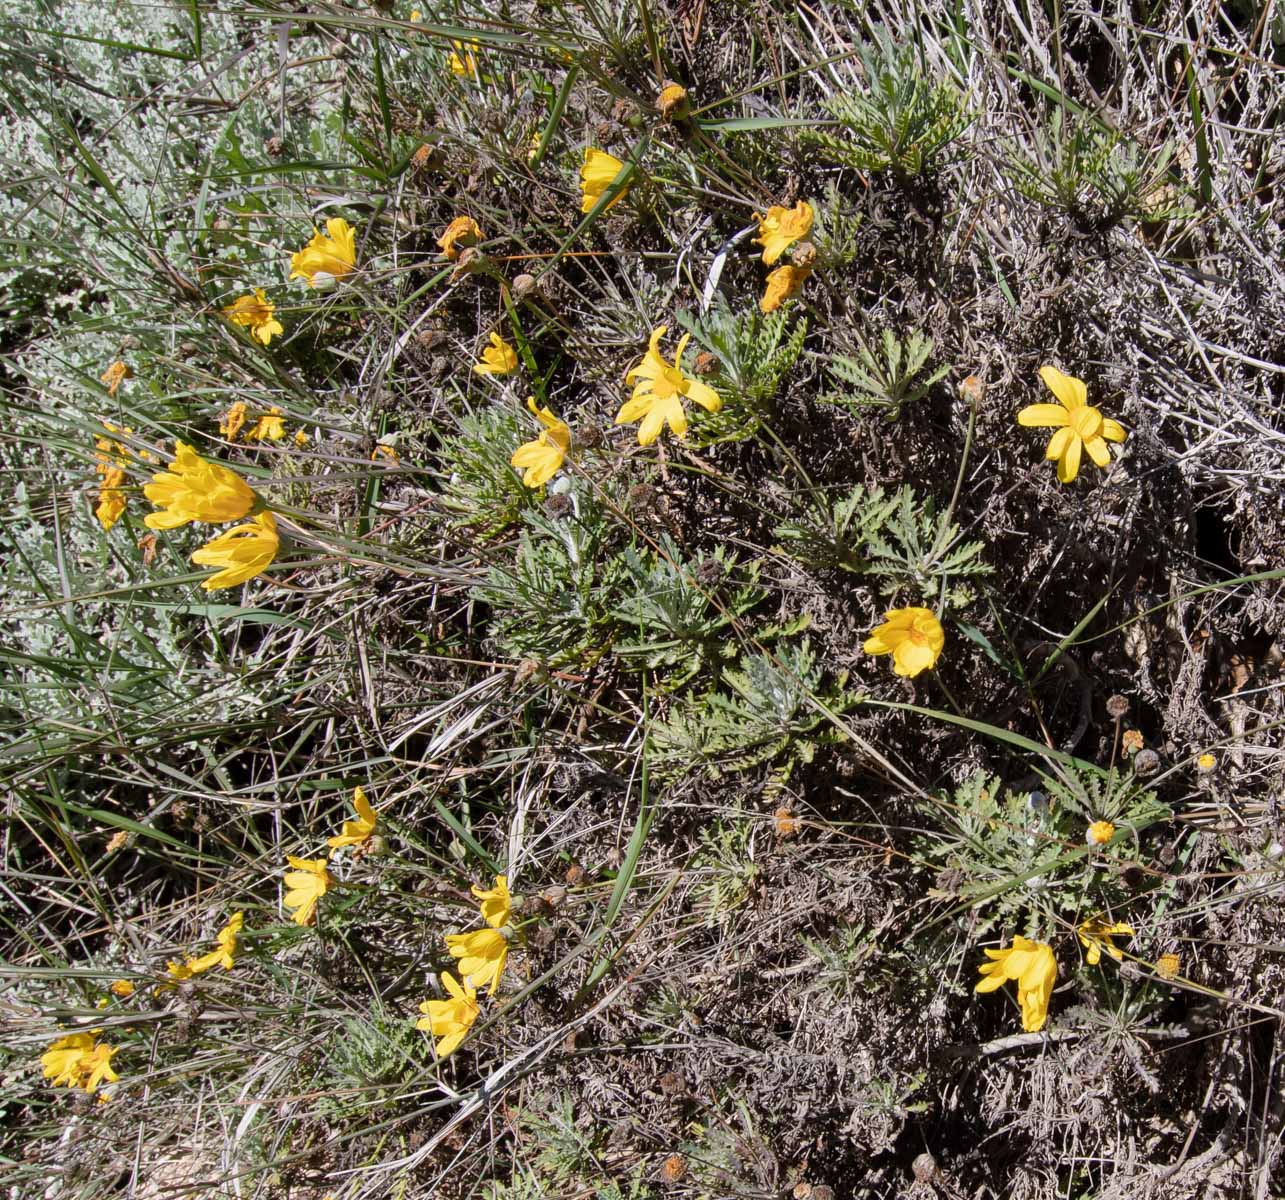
[1101, 418, 1127, 443]
[1058, 434, 1082, 484]
[1084, 436, 1112, 468]
[1045, 427, 1074, 462]
[683, 377, 723, 413]
[1039, 365, 1087, 410]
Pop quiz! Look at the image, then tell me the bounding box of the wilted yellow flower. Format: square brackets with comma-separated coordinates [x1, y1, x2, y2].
[191, 511, 279, 591]
[1017, 366, 1127, 484]
[656, 82, 689, 119]
[283, 855, 333, 927]
[473, 332, 519, 376]
[975, 935, 1057, 1033]
[1197, 752, 1216, 771]
[448, 39, 480, 78]
[1122, 729, 1144, 754]
[294, 429, 309, 447]
[167, 912, 244, 979]
[1086, 820, 1116, 846]
[1077, 916, 1135, 966]
[864, 608, 944, 678]
[580, 148, 629, 214]
[223, 289, 284, 346]
[1155, 952, 1180, 980]
[753, 201, 813, 265]
[445, 927, 508, 995]
[328, 786, 378, 853]
[616, 326, 722, 445]
[247, 406, 287, 442]
[437, 215, 482, 260]
[109, 979, 135, 998]
[41, 1032, 118, 1094]
[511, 397, 570, 487]
[371, 443, 400, 464]
[416, 972, 479, 1058]
[760, 264, 811, 313]
[96, 466, 127, 532]
[101, 361, 132, 397]
[289, 217, 357, 288]
[143, 442, 256, 530]
[220, 401, 248, 440]
[471, 874, 511, 929]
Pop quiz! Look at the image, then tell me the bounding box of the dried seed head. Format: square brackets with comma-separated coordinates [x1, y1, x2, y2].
[611, 98, 640, 125]
[627, 482, 658, 512]
[958, 374, 985, 404]
[1106, 694, 1130, 718]
[565, 861, 586, 886]
[773, 806, 800, 837]
[1134, 748, 1161, 777]
[693, 350, 721, 376]
[511, 273, 538, 300]
[911, 1152, 939, 1183]
[544, 493, 574, 520]
[577, 424, 606, 450]
[694, 558, 725, 588]
[514, 658, 543, 685]
[1122, 729, 1144, 754]
[791, 240, 818, 268]
[265, 136, 284, 158]
[660, 1155, 687, 1183]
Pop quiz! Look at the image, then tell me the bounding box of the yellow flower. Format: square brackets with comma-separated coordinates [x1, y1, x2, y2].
[863, 607, 944, 678]
[101, 361, 132, 397]
[283, 855, 333, 926]
[294, 429, 309, 447]
[445, 927, 508, 995]
[143, 442, 256, 530]
[975, 935, 1057, 1033]
[328, 786, 378, 853]
[753, 201, 813, 265]
[471, 874, 511, 929]
[371, 443, 400, 464]
[94, 421, 134, 473]
[416, 972, 479, 1058]
[109, 979, 135, 998]
[616, 326, 722, 445]
[473, 332, 519, 376]
[289, 217, 357, 288]
[656, 82, 689, 120]
[247, 406, 287, 442]
[1017, 366, 1127, 484]
[1122, 729, 1144, 754]
[1077, 916, 1135, 966]
[448, 39, 480, 78]
[220, 401, 248, 440]
[1155, 952, 1180, 980]
[437, 215, 483, 260]
[167, 912, 244, 979]
[223, 289, 284, 346]
[96, 466, 127, 532]
[511, 397, 570, 487]
[1086, 820, 1116, 846]
[760, 264, 811, 313]
[191, 511, 279, 591]
[1197, 752, 1216, 771]
[580, 148, 629, 214]
[41, 1032, 118, 1094]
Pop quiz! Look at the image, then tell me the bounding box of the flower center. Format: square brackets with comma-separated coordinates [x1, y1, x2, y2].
[653, 364, 684, 400]
[1069, 404, 1103, 440]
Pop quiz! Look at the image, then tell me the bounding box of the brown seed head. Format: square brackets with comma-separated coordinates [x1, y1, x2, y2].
[958, 374, 985, 404]
[660, 1155, 687, 1183]
[1106, 694, 1130, 718]
[512, 273, 538, 300]
[1134, 748, 1161, 776]
[693, 350, 721, 376]
[791, 241, 818, 269]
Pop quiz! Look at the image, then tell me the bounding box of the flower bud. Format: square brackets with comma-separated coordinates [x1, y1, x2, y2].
[656, 82, 690, 120]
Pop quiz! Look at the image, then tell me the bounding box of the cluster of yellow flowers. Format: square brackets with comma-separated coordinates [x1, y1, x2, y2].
[40, 1032, 118, 1096]
[280, 787, 380, 926]
[92, 419, 154, 532]
[418, 875, 511, 1057]
[219, 401, 308, 446]
[166, 912, 244, 982]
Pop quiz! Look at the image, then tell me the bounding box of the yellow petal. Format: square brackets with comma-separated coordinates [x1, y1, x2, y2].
[1045, 427, 1073, 462]
[1084, 436, 1111, 468]
[1101, 418, 1127, 443]
[1058, 435, 1082, 483]
[1017, 404, 1069, 428]
[1039, 365, 1087, 410]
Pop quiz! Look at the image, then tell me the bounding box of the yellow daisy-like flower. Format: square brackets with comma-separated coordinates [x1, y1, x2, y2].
[167, 911, 244, 979]
[445, 926, 508, 995]
[143, 442, 256, 530]
[448, 39, 480, 78]
[223, 289, 284, 346]
[247, 406, 287, 442]
[1086, 820, 1116, 846]
[863, 607, 945, 678]
[328, 786, 378, 853]
[81, 1041, 119, 1094]
[372, 443, 400, 464]
[760, 264, 811, 313]
[1155, 952, 1180, 980]
[580, 148, 629, 214]
[96, 466, 128, 532]
[41, 1032, 119, 1094]
[975, 935, 1057, 1033]
[109, 979, 135, 998]
[437, 215, 483, 260]
[101, 361, 132, 397]
[288, 217, 357, 288]
[190, 511, 279, 591]
[1197, 752, 1216, 771]
[416, 972, 479, 1058]
[220, 401, 248, 441]
[473, 332, 519, 376]
[753, 201, 813, 265]
[283, 855, 333, 927]
[1077, 916, 1135, 966]
[1017, 366, 1127, 484]
[471, 874, 511, 929]
[616, 325, 722, 445]
[511, 397, 570, 488]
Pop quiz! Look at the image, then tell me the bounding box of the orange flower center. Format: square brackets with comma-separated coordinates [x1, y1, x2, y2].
[1069, 405, 1103, 440]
